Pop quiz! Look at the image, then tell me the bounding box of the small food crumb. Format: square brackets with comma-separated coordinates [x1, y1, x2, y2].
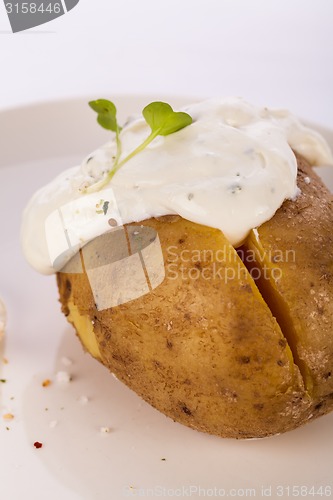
[61, 357, 73, 367]
[0, 379, 6, 383]
[78, 395, 89, 405]
[3, 358, 8, 364]
[3, 413, 14, 421]
[304, 176, 311, 184]
[49, 420, 58, 429]
[34, 441, 43, 449]
[100, 426, 111, 434]
[5, 426, 10, 431]
[42, 379, 52, 388]
[56, 371, 72, 383]
[108, 218, 118, 227]
[161, 458, 166, 461]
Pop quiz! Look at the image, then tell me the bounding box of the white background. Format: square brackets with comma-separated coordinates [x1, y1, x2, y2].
[0, 0, 332, 125]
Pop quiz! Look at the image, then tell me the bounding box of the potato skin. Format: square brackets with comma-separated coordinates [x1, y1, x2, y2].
[57, 156, 333, 439]
[247, 154, 333, 407]
[58, 223, 306, 439]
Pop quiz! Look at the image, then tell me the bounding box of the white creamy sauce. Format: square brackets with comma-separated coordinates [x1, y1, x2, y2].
[21, 98, 333, 274]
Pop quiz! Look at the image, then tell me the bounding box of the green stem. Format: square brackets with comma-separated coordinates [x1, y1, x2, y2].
[114, 126, 122, 165]
[85, 125, 123, 194]
[85, 129, 160, 193]
[108, 129, 159, 180]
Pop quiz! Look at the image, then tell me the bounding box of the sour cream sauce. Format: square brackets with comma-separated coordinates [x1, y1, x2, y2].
[21, 98, 333, 274]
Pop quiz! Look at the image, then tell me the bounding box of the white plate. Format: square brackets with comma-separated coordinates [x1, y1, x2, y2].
[0, 97, 333, 500]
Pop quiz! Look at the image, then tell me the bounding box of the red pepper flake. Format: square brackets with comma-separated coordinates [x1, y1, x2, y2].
[34, 441, 43, 449]
[42, 379, 52, 388]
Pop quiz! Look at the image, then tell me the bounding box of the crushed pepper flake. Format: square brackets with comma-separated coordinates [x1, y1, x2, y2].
[42, 379, 52, 388]
[34, 441, 43, 449]
[3, 413, 14, 420]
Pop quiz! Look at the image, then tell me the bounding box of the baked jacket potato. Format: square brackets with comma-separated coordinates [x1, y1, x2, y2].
[57, 154, 333, 438]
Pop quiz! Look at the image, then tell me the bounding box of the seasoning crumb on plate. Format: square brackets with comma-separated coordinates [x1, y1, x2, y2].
[34, 441, 43, 449]
[42, 379, 52, 387]
[3, 413, 14, 421]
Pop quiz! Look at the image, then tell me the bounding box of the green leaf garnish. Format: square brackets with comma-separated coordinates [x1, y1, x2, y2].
[143, 101, 193, 136]
[88, 99, 120, 133]
[85, 100, 192, 193]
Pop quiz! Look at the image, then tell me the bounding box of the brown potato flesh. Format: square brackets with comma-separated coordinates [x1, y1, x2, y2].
[57, 155, 333, 439]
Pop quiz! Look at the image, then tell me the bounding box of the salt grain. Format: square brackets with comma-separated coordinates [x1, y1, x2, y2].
[100, 427, 111, 434]
[166, 321, 173, 331]
[56, 371, 72, 383]
[61, 357, 73, 367]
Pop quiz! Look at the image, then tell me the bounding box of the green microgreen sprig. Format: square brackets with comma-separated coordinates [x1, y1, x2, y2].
[86, 100, 192, 193]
